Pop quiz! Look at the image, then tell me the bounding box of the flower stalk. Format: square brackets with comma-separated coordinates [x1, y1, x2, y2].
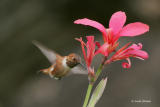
[83, 62, 104, 107]
[95, 64, 103, 81]
[83, 83, 93, 107]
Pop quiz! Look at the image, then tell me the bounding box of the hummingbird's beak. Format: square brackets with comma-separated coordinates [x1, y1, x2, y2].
[77, 56, 86, 69]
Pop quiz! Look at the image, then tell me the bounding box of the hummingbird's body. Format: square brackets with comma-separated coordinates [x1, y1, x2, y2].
[33, 41, 87, 80]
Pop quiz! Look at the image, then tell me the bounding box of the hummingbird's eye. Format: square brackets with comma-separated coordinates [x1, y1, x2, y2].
[73, 57, 76, 61]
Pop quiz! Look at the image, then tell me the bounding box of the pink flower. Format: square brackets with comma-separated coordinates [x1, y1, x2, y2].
[75, 11, 149, 69]
[74, 11, 149, 57]
[74, 11, 149, 44]
[106, 43, 149, 68]
[75, 36, 96, 75]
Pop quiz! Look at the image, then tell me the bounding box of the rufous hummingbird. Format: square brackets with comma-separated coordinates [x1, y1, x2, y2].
[33, 41, 87, 80]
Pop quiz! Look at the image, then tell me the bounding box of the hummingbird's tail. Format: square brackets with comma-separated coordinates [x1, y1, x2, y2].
[39, 68, 50, 75]
[38, 65, 55, 78]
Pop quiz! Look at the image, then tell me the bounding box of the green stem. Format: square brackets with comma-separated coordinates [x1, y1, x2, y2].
[83, 57, 106, 107]
[95, 64, 103, 80]
[83, 84, 93, 107]
[95, 57, 107, 80]
[82, 65, 103, 107]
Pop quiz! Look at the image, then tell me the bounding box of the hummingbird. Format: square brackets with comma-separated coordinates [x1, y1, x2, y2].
[33, 41, 87, 80]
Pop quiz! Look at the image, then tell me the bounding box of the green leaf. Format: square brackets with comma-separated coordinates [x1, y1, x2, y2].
[87, 77, 108, 107]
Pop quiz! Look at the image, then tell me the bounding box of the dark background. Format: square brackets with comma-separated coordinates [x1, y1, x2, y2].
[0, 0, 159, 107]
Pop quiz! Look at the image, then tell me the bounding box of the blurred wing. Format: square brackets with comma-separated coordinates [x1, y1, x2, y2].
[70, 65, 88, 75]
[32, 40, 58, 64]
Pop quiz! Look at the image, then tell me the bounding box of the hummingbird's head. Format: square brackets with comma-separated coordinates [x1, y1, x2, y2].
[66, 53, 81, 68]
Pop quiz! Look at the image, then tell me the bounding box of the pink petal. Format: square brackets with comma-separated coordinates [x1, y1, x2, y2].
[86, 36, 95, 42]
[116, 42, 131, 54]
[122, 58, 131, 68]
[109, 11, 126, 35]
[86, 36, 95, 67]
[119, 22, 149, 36]
[95, 43, 109, 56]
[125, 43, 148, 59]
[75, 37, 87, 62]
[129, 43, 142, 50]
[106, 28, 115, 44]
[74, 18, 108, 42]
[128, 50, 149, 60]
